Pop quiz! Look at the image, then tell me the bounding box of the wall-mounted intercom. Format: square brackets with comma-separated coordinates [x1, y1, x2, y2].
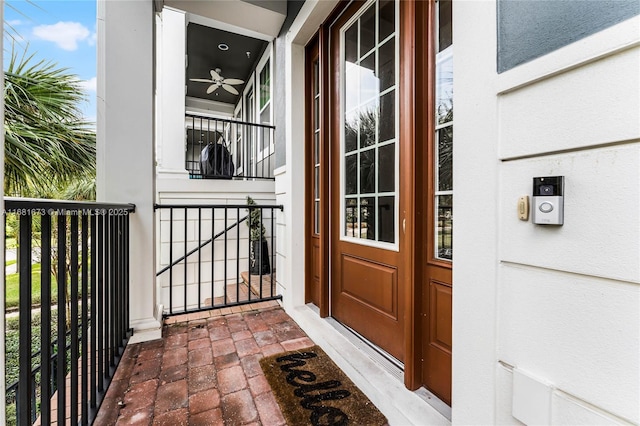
[532, 176, 564, 225]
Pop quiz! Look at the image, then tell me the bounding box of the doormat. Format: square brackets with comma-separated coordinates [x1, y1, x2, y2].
[260, 346, 388, 426]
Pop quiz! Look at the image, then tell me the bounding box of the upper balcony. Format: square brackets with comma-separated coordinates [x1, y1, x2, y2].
[155, 7, 278, 187]
[184, 114, 275, 181]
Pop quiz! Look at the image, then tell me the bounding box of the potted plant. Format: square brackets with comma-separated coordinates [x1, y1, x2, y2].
[246, 196, 271, 274]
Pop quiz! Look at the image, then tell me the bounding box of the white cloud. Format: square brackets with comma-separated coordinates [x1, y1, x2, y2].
[79, 77, 97, 92]
[7, 19, 23, 27]
[32, 21, 90, 51]
[87, 32, 97, 47]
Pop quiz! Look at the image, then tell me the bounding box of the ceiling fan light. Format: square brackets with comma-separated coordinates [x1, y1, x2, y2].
[218, 43, 229, 51]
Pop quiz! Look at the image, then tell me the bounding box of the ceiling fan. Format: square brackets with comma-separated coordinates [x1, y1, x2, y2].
[190, 68, 244, 95]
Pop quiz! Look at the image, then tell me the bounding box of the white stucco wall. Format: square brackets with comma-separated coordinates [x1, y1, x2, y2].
[455, 3, 640, 424]
[97, 0, 161, 342]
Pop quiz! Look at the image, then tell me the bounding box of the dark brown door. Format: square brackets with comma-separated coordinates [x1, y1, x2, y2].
[329, 0, 405, 362]
[420, 0, 453, 405]
[305, 38, 322, 307]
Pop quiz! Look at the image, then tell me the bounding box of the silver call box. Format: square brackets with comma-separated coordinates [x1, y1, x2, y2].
[532, 176, 564, 225]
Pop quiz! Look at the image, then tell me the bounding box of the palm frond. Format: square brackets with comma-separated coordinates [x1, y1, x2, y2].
[4, 46, 96, 196]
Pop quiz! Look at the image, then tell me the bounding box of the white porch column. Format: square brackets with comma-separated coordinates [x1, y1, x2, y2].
[277, 35, 307, 311]
[97, 0, 161, 342]
[452, 0, 499, 422]
[156, 7, 188, 177]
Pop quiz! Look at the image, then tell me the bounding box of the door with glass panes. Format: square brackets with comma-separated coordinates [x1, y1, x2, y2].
[420, 0, 453, 405]
[329, 0, 405, 362]
[305, 38, 322, 308]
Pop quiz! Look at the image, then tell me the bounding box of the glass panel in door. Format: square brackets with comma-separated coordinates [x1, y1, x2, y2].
[341, 0, 397, 247]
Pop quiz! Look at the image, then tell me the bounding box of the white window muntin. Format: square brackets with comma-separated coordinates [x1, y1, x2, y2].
[339, 0, 400, 251]
[313, 59, 321, 235]
[434, 43, 453, 261]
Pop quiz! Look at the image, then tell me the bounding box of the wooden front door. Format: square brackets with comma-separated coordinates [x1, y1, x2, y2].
[329, 0, 405, 362]
[419, 0, 453, 405]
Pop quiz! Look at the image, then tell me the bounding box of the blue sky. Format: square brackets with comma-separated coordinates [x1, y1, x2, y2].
[4, 0, 97, 122]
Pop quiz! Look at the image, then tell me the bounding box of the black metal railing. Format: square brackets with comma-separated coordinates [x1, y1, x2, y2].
[4, 198, 135, 426]
[155, 203, 282, 316]
[185, 114, 275, 180]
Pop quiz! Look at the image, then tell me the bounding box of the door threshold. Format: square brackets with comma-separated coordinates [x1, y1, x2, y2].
[326, 315, 452, 421]
[305, 303, 452, 421]
[415, 387, 452, 420]
[306, 303, 403, 380]
[290, 304, 450, 425]
[325, 316, 405, 380]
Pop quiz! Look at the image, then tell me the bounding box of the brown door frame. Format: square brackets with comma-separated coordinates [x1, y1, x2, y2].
[407, 0, 429, 392]
[399, 0, 419, 390]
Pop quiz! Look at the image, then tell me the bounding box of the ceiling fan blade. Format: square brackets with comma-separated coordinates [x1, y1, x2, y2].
[190, 78, 214, 83]
[223, 78, 244, 85]
[210, 69, 222, 80]
[206, 84, 218, 94]
[222, 84, 239, 95]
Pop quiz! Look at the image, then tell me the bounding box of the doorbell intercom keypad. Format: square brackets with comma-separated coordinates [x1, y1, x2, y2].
[532, 176, 564, 225]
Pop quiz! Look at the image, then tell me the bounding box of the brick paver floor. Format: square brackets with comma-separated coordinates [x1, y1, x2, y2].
[94, 302, 315, 425]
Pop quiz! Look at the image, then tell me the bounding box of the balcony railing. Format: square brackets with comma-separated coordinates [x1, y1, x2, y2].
[155, 203, 282, 317]
[185, 114, 275, 180]
[4, 198, 135, 425]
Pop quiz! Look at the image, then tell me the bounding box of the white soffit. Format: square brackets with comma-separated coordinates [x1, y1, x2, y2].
[162, 0, 286, 38]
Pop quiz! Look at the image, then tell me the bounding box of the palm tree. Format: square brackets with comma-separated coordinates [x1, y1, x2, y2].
[4, 47, 97, 333]
[4, 47, 96, 196]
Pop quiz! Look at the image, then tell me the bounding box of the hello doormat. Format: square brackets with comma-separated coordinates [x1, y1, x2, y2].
[260, 346, 387, 426]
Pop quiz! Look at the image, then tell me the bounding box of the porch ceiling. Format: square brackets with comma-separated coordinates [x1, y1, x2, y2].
[161, 0, 286, 38]
[186, 23, 268, 105]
